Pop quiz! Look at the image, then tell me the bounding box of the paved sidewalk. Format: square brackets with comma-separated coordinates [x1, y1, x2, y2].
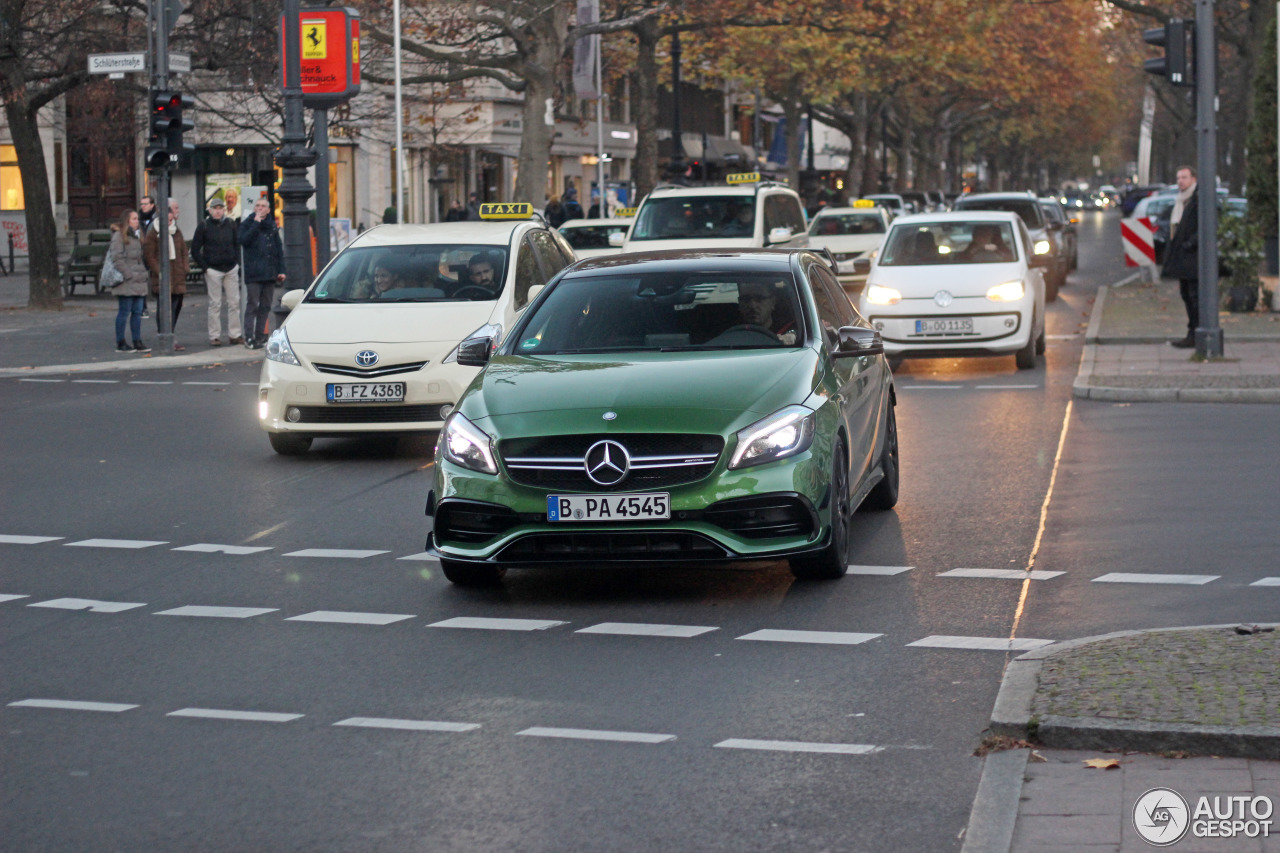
[1074, 273, 1280, 403]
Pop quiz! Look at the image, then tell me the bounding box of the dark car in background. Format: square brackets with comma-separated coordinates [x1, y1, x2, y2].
[1039, 199, 1078, 271]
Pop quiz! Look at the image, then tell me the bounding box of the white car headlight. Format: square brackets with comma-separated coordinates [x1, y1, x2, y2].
[864, 284, 902, 305]
[441, 412, 497, 474]
[265, 328, 300, 366]
[443, 322, 503, 364]
[1033, 239, 1051, 255]
[729, 405, 816, 470]
[986, 280, 1025, 302]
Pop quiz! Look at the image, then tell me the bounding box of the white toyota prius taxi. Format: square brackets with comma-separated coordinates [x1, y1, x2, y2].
[257, 204, 576, 454]
[857, 211, 1048, 370]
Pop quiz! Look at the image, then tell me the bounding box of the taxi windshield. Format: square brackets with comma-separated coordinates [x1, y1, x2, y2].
[306, 245, 509, 303]
[630, 196, 756, 241]
[559, 224, 628, 250]
[512, 272, 805, 354]
[879, 221, 1020, 266]
[809, 212, 886, 236]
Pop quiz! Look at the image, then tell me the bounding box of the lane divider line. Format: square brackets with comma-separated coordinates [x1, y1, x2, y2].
[713, 738, 883, 755]
[333, 717, 479, 732]
[516, 727, 675, 744]
[172, 543, 273, 555]
[64, 538, 168, 549]
[428, 617, 567, 632]
[0, 534, 63, 544]
[939, 569, 1065, 581]
[736, 629, 882, 645]
[1250, 578, 1280, 587]
[9, 699, 138, 713]
[1092, 573, 1219, 585]
[28, 598, 147, 613]
[908, 636, 1054, 651]
[286, 611, 415, 625]
[846, 565, 914, 575]
[576, 622, 718, 638]
[282, 548, 390, 559]
[0, 594, 30, 603]
[167, 708, 303, 723]
[154, 605, 278, 618]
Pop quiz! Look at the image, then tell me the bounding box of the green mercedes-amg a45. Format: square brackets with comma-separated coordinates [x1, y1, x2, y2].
[426, 249, 899, 585]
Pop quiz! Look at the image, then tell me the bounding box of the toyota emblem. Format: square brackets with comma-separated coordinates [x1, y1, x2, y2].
[583, 439, 630, 486]
[355, 350, 379, 367]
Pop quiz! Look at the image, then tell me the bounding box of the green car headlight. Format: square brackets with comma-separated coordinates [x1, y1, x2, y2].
[441, 412, 497, 474]
[729, 405, 816, 470]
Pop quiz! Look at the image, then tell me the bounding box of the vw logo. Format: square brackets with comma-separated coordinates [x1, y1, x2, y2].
[583, 439, 630, 486]
[355, 350, 379, 367]
[933, 290, 953, 307]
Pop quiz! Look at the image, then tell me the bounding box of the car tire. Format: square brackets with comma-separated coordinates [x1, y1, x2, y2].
[1035, 324, 1046, 356]
[1070, 249, 1078, 271]
[887, 354, 905, 373]
[440, 559, 507, 586]
[1045, 271, 1060, 302]
[862, 403, 899, 511]
[1015, 319, 1039, 370]
[269, 432, 312, 455]
[789, 442, 851, 580]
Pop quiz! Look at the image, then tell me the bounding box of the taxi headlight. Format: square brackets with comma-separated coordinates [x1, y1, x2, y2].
[864, 284, 902, 305]
[986, 280, 1025, 302]
[443, 322, 503, 364]
[441, 412, 497, 474]
[265, 328, 300, 366]
[729, 405, 816, 470]
[1033, 239, 1051, 255]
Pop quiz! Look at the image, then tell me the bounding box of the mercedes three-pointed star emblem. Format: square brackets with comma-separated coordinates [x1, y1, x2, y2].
[583, 439, 630, 486]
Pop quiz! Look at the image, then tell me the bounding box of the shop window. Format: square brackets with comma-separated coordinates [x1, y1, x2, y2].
[1, 145, 24, 210]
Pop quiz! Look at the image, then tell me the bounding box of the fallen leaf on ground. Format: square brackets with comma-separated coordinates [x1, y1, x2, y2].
[1029, 750, 1047, 763]
[1082, 758, 1120, 770]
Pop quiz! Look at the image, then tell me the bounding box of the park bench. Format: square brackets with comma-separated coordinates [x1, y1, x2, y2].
[61, 230, 112, 297]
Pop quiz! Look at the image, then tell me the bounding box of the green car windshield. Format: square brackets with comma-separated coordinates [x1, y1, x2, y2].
[306, 245, 509, 303]
[513, 272, 806, 354]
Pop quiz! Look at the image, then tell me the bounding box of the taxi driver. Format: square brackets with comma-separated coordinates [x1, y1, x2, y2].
[737, 281, 796, 344]
[467, 253, 497, 290]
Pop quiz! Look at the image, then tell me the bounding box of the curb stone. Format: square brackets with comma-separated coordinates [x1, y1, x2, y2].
[959, 748, 1028, 853]
[987, 623, 1280, 760]
[0, 347, 262, 377]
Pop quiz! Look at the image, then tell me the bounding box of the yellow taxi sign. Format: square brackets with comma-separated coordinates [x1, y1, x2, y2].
[726, 172, 761, 185]
[478, 202, 534, 220]
[853, 199, 876, 208]
[615, 207, 638, 218]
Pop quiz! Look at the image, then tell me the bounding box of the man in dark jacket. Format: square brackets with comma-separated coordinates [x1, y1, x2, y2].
[1162, 165, 1200, 348]
[191, 197, 242, 346]
[238, 197, 285, 349]
[137, 195, 158, 317]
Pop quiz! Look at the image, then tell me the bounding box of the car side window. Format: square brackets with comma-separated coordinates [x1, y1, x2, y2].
[782, 196, 806, 234]
[529, 230, 570, 280]
[811, 264, 859, 327]
[764, 195, 805, 236]
[513, 238, 548, 309]
[547, 228, 576, 266]
[806, 265, 842, 348]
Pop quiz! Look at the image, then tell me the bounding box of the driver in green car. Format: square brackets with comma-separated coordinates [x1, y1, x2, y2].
[736, 280, 797, 345]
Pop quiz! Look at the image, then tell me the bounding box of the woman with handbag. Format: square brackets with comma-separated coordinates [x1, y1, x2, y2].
[108, 209, 151, 353]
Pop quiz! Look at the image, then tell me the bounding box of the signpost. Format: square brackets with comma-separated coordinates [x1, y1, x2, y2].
[88, 53, 146, 74]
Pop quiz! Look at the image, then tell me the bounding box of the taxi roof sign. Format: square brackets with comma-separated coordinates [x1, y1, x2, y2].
[726, 172, 761, 185]
[852, 199, 876, 208]
[478, 202, 534, 220]
[615, 207, 638, 218]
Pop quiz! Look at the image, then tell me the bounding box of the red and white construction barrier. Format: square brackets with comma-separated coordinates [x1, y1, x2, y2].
[1121, 216, 1156, 267]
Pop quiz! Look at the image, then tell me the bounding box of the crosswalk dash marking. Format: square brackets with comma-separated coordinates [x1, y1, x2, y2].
[0, 534, 63, 544]
[846, 565, 913, 576]
[28, 598, 146, 613]
[938, 568, 1065, 580]
[283, 549, 389, 559]
[154, 605, 277, 619]
[714, 739, 883, 755]
[9, 699, 138, 713]
[334, 717, 479, 732]
[428, 617, 567, 632]
[172, 543, 273, 555]
[167, 708, 302, 723]
[1092, 573, 1218, 585]
[1250, 577, 1280, 587]
[907, 635, 1054, 651]
[576, 622, 718, 638]
[736, 629, 882, 646]
[64, 538, 168, 550]
[516, 727, 675, 744]
[287, 611, 415, 625]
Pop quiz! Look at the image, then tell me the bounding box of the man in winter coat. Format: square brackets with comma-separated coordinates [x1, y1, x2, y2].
[239, 198, 286, 348]
[143, 199, 190, 349]
[191, 197, 242, 346]
[1161, 165, 1200, 349]
[137, 195, 158, 317]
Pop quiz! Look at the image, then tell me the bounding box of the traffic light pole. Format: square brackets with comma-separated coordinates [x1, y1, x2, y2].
[152, 0, 173, 356]
[1194, 0, 1223, 358]
[276, 0, 319, 327]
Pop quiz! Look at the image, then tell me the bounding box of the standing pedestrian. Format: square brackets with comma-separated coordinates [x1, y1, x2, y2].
[137, 195, 158, 318]
[107, 209, 151, 353]
[1162, 165, 1200, 349]
[239, 197, 285, 349]
[191, 196, 242, 346]
[445, 199, 466, 222]
[143, 199, 190, 350]
[466, 191, 481, 221]
[544, 195, 566, 228]
[563, 187, 584, 220]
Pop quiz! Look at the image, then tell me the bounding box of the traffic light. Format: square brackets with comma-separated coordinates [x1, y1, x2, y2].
[1143, 19, 1193, 87]
[146, 90, 195, 169]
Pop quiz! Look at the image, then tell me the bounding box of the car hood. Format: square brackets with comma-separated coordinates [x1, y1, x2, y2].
[869, 262, 1025, 298]
[464, 349, 823, 436]
[808, 234, 883, 255]
[621, 237, 759, 253]
[284, 301, 497, 345]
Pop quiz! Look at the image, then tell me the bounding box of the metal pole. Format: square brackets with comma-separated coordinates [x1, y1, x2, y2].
[1195, 0, 1223, 356]
[153, 0, 172, 355]
[668, 31, 685, 181]
[277, 0, 318, 325]
[314, 108, 331, 270]
[596, 35, 605, 218]
[393, 0, 404, 222]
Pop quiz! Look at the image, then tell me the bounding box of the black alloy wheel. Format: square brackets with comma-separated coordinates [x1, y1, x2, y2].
[789, 442, 851, 580]
[863, 403, 899, 511]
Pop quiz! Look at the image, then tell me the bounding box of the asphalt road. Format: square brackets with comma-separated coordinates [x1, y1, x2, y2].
[3, 212, 1276, 852]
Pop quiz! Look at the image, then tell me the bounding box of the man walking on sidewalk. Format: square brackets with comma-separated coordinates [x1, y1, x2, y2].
[1162, 165, 1200, 349]
[191, 197, 242, 346]
[239, 198, 285, 349]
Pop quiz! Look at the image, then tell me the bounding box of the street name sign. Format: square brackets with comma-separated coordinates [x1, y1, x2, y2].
[88, 53, 146, 74]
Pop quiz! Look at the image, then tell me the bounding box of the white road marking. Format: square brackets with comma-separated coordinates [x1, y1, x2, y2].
[28, 598, 146, 613]
[428, 617, 567, 632]
[0, 594, 30, 604]
[129, 380, 173, 385]
[1046, 334, 1079, 340]
[64, 538, 168, 549]
[516, 727, 675, 744]
[897, 385, 962, 390]
[9, 699, 138, 713]
[167, 708, 302, 723]
[287, 611, 415, 625]
[334, 717, 479, 732]
[713, 738, 883, 755]
[19, 378, 64, 383]
[736, 629, 882, 645]
[396, 552, 439, 561]
[975, 385, 1040, 390]
[576, 622, 718, 638]
[1092, 572, 1219, 585]
[171, 543, 273, 555]
[0, 534, 63, 544]
[71, 379, 119, 384]
[846, 565, 914, 575]
[182, 381, 230, 386]
[1250, 578, 1280, 587]
[283, 548, 390, 559]
[938, 568, 1065, 580]
[154, 605, 277, 619]
[907, 635, 1054, 651]
[240, 382, 259, 386]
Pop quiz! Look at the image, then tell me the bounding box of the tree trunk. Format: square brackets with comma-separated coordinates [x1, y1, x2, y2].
[0, 89, 61, 309]
[631, 20, 660, 202]
[514, 68, 556, 204]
